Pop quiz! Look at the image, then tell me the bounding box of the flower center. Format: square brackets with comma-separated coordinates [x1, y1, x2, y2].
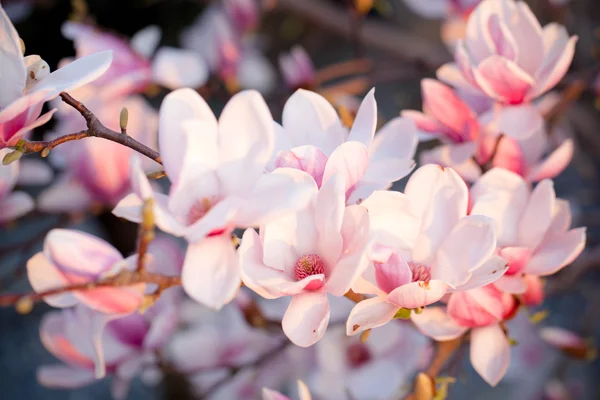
[187, 197, 217, 224]
[408, 262, 432, 283]
[346, 343, 371, 368]
[294, 254, 325, 281]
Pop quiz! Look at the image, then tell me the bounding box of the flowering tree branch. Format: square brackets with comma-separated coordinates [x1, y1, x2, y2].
[15, 92, 162, 165]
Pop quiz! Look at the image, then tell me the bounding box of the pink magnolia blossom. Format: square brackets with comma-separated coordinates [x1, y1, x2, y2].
[0, 5, 112, 149]
[272, 88, 418, 204]
[113, 88, 314, 309]
[61, 22, 208, 98]
[239, 175, 371, 347]
[470, 168, 586, 298]
[0, 148, 34, 223]
[38, 292, 179, 399]
[412, 284, 517, 386]
[404, 80, 574, 182]
[279, 46, 316, 90]
[346, 164, 504, 335]
[26, 229, 146, 314]
[437, 0, 577, 137]
[38, 94, 158, 212]
[309, 322, 430, 400]
[263, 380, 312, 400]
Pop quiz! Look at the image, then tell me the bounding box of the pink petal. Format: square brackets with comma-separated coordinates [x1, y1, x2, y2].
[314, 174, 345, 269]
[436, 63, 479, 95]
[539, 327, 586, 350]
[525, 228, 586, 276]
[470, 324, 510, 386]
[527, 139, 573, 182]
[512, 2, 545, 76]
[39, 310, 94, 368]
[181, 235, 240, 309]
[0, 4, 26, 107]
[517, 179, 555, 249]
[447, 287, 503, 327]
[16, 158, 53, 185]
[493, 274, 527, 294]
[130, 25, 161, 58]
[183, 196, 243, 243]
[347, 88, 377, 147]
[322, 141, 369, 200]
[491, 136, 525, 176]
[495, 104, 544, 139]
[274, 145, 327, 187]
[473, 55, 535, 104]
[386, 280, 449, 309]
[520, 275, 543, 306]
[499, 246, 532, 275]
[75, 286, 145, 315]
[37, 365, 96, 388]
[346, 296, 398, 336]
[38, 174, 92, 213]
[411, 306, 468, 341]
[400, 109, 446, 141]
[0, 191, 34, 222]
[487, 15, 518, 61]
[373, 245, 412, 293]
[26, 253, 78, 308]
[158, 88, 217, 185]
[217, 90, 274, 194]
[533, 27, 577, 98]
[419, 144, 482, 182]
[454, 255, 509, 291]
[282, 291, 330, 347]
[151, 47, 208, 89]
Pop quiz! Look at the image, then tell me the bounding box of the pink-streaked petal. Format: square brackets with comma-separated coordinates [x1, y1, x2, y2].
[518, 179, 555, 249]
[525, 228, 586, 276]
[158, 88, 217, 185]
[470, 324, 510, 386]
[454, 255, 508, 292]
[527, 139, 573, 182]
[0, 191, 34, 222]
[495, 104, 544, 139]
[499, 246, 532, 275]
[217, 90, 274, 194]
[75, 286, 145, 315]
[386, 280, 449, 309]
[322, 141, 369, 200]
[493, 274, 527, 294]
[183, 196, 244, 243]
[473, 56, 534, 104]
[346, 296, 397, 336]
[411, 306, 468, 341]
[373, 245, 412, 294]
[347, 88, 377, 147]
[151, 47, 208, 89]
[37, 366, 96, 388]
[400, 110, 446, 141]
[181, 235, 240, 309]
[491, 136, 525, 176]
[447, 287, 503, 327]
[273, 145, 327, 187]
[27, 253, 78, 308]
[520, 275, 544, 306]
[436, 63, 479, 95]
[282, 291, 330, 347]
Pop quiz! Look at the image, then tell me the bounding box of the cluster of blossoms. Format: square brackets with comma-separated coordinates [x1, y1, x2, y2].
[0, 0, 592, 398]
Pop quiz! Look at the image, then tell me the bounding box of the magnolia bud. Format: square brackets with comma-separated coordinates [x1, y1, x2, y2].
[41, 147, 51, 158]
[3, 150, 23, 165]
[120, 107, 129, 133]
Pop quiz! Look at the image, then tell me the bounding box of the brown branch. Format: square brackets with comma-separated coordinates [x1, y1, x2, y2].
[17, 92, 162, 165]
[136, 199, 156, 273]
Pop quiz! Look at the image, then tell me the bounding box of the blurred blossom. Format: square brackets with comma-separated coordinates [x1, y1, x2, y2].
[113, 89, 314, 310]
[0, 5, 112, 149]
[272, 88, 418, 204]
[263, 380, 312, 400]
[347, 165, 504, 335]
[224, 0, 259, 34]
[279, 46, 316, 90]
[539, 327, 594, 359]
[0, 148, 35, 223]
[38, 93, 158, 213]
[309, 322, 430, 400]
[26, 229, 147, 315]
[412, 284, 517, 386]
[437, 0, 577, 138]
[470, 168, 586, 300]
[61, 22, 208, 97]
[38, 292, 179, 399]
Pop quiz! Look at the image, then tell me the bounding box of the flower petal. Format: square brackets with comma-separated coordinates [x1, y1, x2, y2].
[473, 55, 534, 104]
[346, 296, 397, 336]
[0, 4, 26, 107]
[152, 47, 208, 89]
[470, 324, 510, 387]
[27, 253, 78, 308]
[347, 88, 377, 147]
[527, 139, 573, 182]
[322, 141, 369, 200]
[454, 255, 509, 291]
[517, 179, 555, 249]
[525, 228, 586, 276]
[273, 145, 327, 187]
[386, 279, 449, 309]
[411, 306, 468, 341]
[0, 191, 34, 222]
[282, 291, 330, 347]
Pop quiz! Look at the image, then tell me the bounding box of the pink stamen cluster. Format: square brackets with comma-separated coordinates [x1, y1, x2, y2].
[187, 197, 216, 224]
[408, 262, 432, 283]
[294, 254, 325, 281]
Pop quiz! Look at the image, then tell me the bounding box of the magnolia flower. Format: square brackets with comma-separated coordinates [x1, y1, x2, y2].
[279, 46, 316, 90]
[38, 94, 158, 212]
[437, 0, 577, 137]
[239, 175, 371, 347]
[0, 148, 34, 223]
[470, 168, 586, 299]
[273, 88, 418, 204]
[26, 229, 146, 314]
[0, 5, 112, 149]
[263, 380, 312, 400]
[309, 322, 430, 400]
[412, 284, 517, 386]
[346, 164, 504, 335]
[38, 293, 179, 400]
[113, 88, 314, 309]
[405, 80, 574, 182]
[61, 22, 208, 97]
[539, 327, 593, 359]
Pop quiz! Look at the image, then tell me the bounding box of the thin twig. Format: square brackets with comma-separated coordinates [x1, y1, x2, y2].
[136, 199, 156, 273]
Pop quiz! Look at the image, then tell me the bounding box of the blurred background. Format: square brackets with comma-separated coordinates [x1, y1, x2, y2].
[0, 0, 599, 398]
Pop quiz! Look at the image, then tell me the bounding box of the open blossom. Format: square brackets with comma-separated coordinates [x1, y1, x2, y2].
[273, 88, 418, 204]
[62, 22, 207, 97]
[0, 5, 112, 149]
[37, 94, 158, 212]
[38, 293, 179, 400]
[0, 148, 34, 223]
[113, 88, 314, 309]
[437, 0, 577, 137]
[263, 380, 312, 400]
[309, 322, 430, 400]
[404, 80, 574, 182]
[346, 164, 504, 335]
[412, 284, 517, 386]
[26, 229, 146, 314]
[239, 175, 371, 347]
[279, 46, 316, 90]
[470, 168, 586, 301]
